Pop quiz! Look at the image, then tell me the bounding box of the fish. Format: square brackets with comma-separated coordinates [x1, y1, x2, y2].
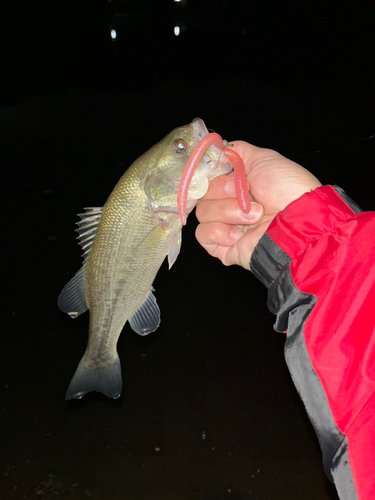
[58, 118, 235, 400]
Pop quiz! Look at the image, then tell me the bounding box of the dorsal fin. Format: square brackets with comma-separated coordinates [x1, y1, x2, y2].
[75, 207, 102, 262]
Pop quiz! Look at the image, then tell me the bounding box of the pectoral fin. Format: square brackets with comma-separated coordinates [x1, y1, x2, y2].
[167, 230, 182, 269]
[129, 288, 161, 336]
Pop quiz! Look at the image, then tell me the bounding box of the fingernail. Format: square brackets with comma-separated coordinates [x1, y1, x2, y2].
[242, 203, 262, 220]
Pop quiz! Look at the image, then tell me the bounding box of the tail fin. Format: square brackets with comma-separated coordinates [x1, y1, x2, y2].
[65, 351, 122, 400]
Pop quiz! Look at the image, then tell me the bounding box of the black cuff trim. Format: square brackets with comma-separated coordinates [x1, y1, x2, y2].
[250, 233, 291, 289]
[333, 186, 363, 214]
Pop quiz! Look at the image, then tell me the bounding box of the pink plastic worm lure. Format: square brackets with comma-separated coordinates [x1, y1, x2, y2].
[177, 133, 251, 225]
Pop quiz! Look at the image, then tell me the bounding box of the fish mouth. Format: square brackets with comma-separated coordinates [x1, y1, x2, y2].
[191, 118, 233, 181]
[191, 117, 210, 141]
[184, 118, 233, 206]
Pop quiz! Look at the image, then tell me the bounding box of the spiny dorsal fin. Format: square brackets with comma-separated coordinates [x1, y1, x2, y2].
[76, 207, 102, 262]
[58, 208, 101, 319]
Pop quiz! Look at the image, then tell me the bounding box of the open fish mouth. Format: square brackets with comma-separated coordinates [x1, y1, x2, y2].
[185, 118, 233, 204]
[192, 118, 233, 180]
[192, 117, 209, 141]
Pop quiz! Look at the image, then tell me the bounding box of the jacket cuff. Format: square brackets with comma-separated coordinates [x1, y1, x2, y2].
[250, 186, 362, 289]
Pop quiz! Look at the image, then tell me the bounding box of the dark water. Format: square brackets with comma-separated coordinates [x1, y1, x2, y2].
[1, 1, 374, 499]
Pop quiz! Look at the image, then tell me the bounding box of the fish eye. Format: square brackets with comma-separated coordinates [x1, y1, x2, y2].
[173, 139, 187, 154]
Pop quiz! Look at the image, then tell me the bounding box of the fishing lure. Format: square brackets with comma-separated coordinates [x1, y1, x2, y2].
[177, 133, 251, 225]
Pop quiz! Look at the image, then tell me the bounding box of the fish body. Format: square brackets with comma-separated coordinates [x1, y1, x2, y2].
[58, 118, 233, 400]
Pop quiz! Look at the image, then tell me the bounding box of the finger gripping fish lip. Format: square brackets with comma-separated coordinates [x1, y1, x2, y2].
[177, 133, 251, 225]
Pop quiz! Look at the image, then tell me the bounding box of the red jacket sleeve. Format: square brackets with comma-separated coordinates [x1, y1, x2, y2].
[250, 185, 375, 500]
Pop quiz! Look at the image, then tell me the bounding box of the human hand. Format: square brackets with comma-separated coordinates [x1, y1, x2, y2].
[195, 141, 322, 270]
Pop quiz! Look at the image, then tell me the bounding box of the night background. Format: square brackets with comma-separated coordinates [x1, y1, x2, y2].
[1, 1, 374, 499]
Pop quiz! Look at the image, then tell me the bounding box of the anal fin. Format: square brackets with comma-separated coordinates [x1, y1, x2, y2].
[129, 288, 161, 336]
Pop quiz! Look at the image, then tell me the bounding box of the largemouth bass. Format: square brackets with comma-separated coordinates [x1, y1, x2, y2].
[58, 118, 233, 400]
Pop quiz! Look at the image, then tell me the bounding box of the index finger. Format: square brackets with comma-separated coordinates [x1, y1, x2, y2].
[229, 140, 263, 175]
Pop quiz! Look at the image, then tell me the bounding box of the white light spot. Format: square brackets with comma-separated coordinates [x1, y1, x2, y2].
[174, 26, 180, 36]
[110, 29, 117, 40]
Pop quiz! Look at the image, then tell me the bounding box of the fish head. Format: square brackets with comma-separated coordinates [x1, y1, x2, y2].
[144, 118, 233, 215]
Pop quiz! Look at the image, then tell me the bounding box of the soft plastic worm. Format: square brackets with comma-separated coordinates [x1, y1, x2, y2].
[177, 133, 251, 225]
[221, 147, 251, 216]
